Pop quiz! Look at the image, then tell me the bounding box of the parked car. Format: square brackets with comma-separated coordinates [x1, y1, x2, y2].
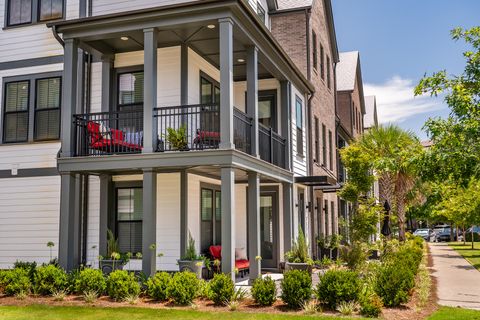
[459, 226, 480, 242]
[413, 228, 432, 241]
[433, 226, 457, 242]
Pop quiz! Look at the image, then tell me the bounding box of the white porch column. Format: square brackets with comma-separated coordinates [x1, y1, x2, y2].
[247, 172, 261, 280]
[246, 46, 259, 157]
[219, 18, 234, 149]
[142, 169, 157, 276]
[143, 28, 158, 153]
[221, 167, 235, 280]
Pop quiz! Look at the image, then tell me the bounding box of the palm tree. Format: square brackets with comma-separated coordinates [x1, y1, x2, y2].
[358, 125, 423, 241]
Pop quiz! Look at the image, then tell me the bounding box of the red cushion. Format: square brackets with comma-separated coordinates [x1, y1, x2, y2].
[87, 121, 102, 144]
[209, 245, 222, 260]
[235, 259, 250, 270]
[110, 128, 124, 141]
[91, 139, 142, 151]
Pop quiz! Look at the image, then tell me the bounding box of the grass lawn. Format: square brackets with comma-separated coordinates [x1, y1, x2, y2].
[449, 242, 480, 270]
[428, 307, 480, 319]
[0, 305, 359, 320]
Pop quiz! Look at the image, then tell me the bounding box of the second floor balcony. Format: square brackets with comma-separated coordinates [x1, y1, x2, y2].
[73, 104, 287, 168]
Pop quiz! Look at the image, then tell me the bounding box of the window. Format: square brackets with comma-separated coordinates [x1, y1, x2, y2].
[200, 75, 220, 105]
[256, 2, 266, 24]
[200, 186, 221, 254]
[35, 77, 60, 140]
[295, 96, 303, 156]
[38, 0, 63, 21]
[257, 90, 277, 130]
[322, 123, 327, 166]
[116, 187, 143, 255]
[314, 116, 319, 162]
[6, 0, 63, 27]
[352, 104, 356, 129]
[7, 0, 31, 26]
[298, 190, 305, 233]
[327, 56, 331, 89]
[312, 31, 318, 71]
[329, 130, 333, 170]
[118, 71, 144, 111]
[3, 81, 29, 143]
[324, 200, 329, 237]
[330, 200, 335, 234]
[320, 45, 325, 80]
[2, 72, 62, 144]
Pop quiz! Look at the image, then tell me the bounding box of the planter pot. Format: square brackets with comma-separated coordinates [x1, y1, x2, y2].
[319, 248, 331, 259]
[178, 259, 204, 279]
[99, 260, 125, 275]
[285, 262, 312, 274]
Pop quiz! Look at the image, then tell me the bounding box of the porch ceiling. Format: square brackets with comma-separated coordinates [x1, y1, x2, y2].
[86, 23, 273, 81]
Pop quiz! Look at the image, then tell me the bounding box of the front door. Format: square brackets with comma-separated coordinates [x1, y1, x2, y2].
[260, 190, 278, 269]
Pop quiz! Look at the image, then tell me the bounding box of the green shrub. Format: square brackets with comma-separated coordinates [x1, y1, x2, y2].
[66, 269, 81, 293]
[251, 276, 277, 306]
[207, 273, 234, 305]
[146, 272, 171, 301]
[168, 271, 199, 305]
[13, 261, 37, 281]
[197, 279, 210, 299]
[33, 265, 68, 295]
[340, 243, 369, 270]
[106, 270, 140, 301]
[75, 268, 106, 295]
[315, 269, 361, 309]
[374, 263, 414, 307]
[360, 293, 383, 318]
[2, 268, 31, 296]
[280, 270, 312, 309]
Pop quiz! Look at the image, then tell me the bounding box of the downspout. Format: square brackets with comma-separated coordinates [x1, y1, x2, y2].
[51, 25, 64, 47]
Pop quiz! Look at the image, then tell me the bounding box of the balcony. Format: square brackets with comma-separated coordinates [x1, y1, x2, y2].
[73, 104, 286, 169]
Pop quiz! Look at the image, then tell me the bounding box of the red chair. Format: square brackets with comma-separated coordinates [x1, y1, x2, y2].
[87, 121, 142, 153]
[208, 245, 250, 276]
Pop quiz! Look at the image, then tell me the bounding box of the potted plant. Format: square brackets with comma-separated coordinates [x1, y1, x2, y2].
[165, 125, 189, 151]
[99, 230, 130, 274]
[317, 235, 331, 259]
[329, 234, 342, 260]
[284, 227, 313, 273]
[177, 232, 205, 279]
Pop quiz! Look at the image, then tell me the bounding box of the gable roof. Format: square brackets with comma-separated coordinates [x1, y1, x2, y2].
[336, 51, 366, 113]
[364, 95, 378, 128]
[336, 51, 359, 91]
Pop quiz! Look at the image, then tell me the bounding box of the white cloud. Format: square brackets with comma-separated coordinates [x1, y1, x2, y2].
[364, 76, 444, 123]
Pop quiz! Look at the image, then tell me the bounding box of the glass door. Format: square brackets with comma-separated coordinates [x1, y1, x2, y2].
[260, 192, 278, 269]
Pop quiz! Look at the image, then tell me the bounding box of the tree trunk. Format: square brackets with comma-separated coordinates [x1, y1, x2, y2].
[472, 228, 474, 250]
[463, 225, 466, 245]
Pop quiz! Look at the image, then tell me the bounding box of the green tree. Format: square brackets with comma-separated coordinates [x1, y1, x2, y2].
[415, 27, 480, 185]
[359, 125, 423, 241]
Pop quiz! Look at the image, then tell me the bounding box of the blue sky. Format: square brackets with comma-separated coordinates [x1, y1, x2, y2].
[332, 0, 480, 140]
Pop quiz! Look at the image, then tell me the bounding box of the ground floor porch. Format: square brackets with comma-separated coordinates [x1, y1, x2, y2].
[59, 165, 312, 281]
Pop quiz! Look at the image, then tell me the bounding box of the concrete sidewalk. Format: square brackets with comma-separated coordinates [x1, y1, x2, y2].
[430, 242, 480, 310]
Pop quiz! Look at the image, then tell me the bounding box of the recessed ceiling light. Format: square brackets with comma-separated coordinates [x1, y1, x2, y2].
[237, 58, 245, 63]
[207, 24, 216, 29]
[120, 36, 129, 41]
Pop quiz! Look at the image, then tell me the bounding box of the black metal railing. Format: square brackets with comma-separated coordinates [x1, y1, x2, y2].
[74, 109, 144, 156]
[154, 104, 220, 151]
[233, 108, 252, 154]
[259, 124, 286, 169]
